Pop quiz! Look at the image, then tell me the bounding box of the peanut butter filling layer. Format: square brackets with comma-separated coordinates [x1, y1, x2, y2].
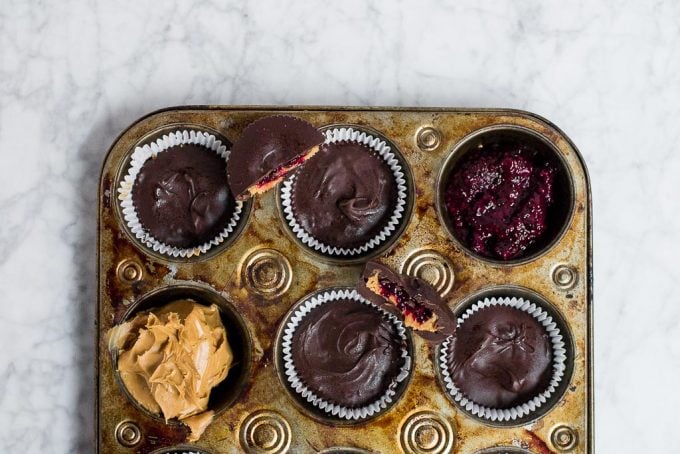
[108, 300, 233, 442]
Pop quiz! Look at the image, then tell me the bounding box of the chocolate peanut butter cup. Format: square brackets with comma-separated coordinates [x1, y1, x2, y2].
[149, 449, 211, 454]
[118, 129, 246, 259]
[279, 288, 412, 422]
[358, 261, 456, 343]
[280, 126, 410, 259]
[227, 115, 324, 200]
[438, 296, 567, 423]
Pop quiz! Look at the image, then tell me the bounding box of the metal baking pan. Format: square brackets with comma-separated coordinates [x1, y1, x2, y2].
[97, 106, 592, 453]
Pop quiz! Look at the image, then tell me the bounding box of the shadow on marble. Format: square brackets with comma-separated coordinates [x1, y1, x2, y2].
[72, 108, 147, 453]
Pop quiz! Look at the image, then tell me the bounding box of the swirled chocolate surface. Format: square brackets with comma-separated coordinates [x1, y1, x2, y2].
[291, 298, 405, 408]
[132, 144, 235, 248]
[292, 141, 397, 249]
[446, 305, 552, 409]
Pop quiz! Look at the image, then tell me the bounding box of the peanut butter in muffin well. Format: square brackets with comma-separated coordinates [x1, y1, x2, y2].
[108, 300, 233, 442]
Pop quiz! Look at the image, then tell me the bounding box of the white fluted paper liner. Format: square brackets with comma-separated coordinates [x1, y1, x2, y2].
[281, 288, 412, 420]
[117, 129, 245, 259]
[158, 451, 205, 454]
[153, 450, 206, 454]
[280, 127, 408, 257]
[438, 296, 567, 422]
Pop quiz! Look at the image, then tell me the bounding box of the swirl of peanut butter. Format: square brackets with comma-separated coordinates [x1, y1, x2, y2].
[108, 300, 232, 442]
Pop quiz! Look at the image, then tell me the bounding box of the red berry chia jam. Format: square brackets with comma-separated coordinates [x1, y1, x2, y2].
[256, 153, 308, 188]
[377, 277, 434, 324]
[444, 141, 558, 260]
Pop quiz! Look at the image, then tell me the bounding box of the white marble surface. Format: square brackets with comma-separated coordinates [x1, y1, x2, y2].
[1, 0, 678, 452]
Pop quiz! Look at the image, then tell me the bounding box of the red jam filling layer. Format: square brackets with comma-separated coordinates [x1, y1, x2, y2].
[378, 277, 433, 324]
[256, 153, 309, 188]
[444, 143, 557, 261]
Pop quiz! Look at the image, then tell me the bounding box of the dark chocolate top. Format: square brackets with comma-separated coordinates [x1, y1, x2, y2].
[446, 305, 553, 409]
[358, 261, 456, 343]
[132, 144, 235, 248]
[292, 141, 397, 249]
[227, 115, 324, 198]
[291, 298, 405, 408]
[444, 141, 558, 261]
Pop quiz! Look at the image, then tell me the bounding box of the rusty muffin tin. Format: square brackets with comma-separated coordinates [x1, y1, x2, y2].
[97, 107, 592, 453]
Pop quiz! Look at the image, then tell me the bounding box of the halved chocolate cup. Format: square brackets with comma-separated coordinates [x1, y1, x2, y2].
[227, 115, 324, 200]
[357, 261, 456, 343]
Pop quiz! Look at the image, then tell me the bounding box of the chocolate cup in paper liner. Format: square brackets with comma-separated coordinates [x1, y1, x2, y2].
[474, 448, 534, 454]
[117, 128, 248, 259]
[278, 288, 413, 423]
[279, 126, 411, 261]
[149, 448, 211, 454]
[437, 295, 569, 425]
[110, 284, 252, 425]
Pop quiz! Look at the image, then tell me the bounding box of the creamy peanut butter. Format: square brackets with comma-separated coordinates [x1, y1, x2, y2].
[108, 299, 233, 442]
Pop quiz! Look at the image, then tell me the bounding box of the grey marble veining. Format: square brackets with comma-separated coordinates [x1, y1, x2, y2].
[1, 0, 679, 452]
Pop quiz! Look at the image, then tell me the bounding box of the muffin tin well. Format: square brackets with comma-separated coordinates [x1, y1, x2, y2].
[110, 283, 253, 424]
[98, 107, 592, 453]
[435, 124, 574, 265]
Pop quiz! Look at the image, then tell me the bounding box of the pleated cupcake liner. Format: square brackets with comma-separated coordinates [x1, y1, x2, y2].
[281, 288, 412, 421]
[117, 129, 244, 259]
[280, 127, 408, 257]
[438, 296, 567, 422]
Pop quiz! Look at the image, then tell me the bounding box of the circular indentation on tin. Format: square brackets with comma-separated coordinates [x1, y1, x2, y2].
[242, 249, 292, 298]
[115, 420, 142, 447]
[552, 265, 578, 290]
[111, 283, 252, 423]
[417, 126, 442, 151]
[113, 123, 252, 263]
[117, 259, 143, 284]
[399, 411, 455, 454]
[239, 410, 291, 454]
[435, 285, 575, 427]
[436, 124, 575, 266]
[551, 424, 578, 451]
[274, 287, 414, 425]
[277, 123, 415, 266]
[401, 249, 455, 298]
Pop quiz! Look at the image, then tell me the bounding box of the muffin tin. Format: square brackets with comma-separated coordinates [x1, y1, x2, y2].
[97, 107, 592, 453]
